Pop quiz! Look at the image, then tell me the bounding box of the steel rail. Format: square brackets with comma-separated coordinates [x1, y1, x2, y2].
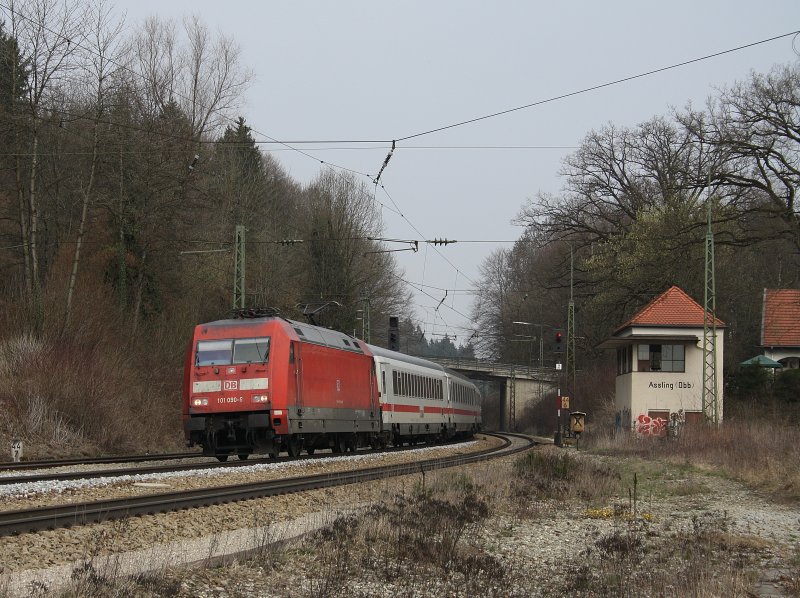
[0, 433, 533, 537]
[0, 439, 475, 486]
[0, 452, 202, 473]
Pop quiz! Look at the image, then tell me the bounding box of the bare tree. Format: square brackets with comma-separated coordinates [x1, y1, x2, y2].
[9, 0, 83, 325]
[516, 117, 710, 248]
[179, 15, 251, 139]
[679, 63, 800, 250]
[129, 15, 177, 120]
[301, 170, 408, 333]
[62, 0, 125, 331]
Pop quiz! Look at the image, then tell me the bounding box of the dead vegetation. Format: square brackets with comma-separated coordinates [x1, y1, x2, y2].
[586, 413, 800, 502]
[3, 445, 797, 597]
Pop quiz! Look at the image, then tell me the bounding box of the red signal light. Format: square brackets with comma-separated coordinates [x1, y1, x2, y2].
[554, 329, 565, 353]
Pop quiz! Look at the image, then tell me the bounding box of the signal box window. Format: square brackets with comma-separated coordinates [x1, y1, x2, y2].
[616, 346, 633, 375]
[233, 337, 270, 364]
[637, 344, 685, 372]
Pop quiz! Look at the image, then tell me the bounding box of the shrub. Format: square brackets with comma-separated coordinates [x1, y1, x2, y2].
[774, 368, 800, 403]
[512, 448, 622, 503]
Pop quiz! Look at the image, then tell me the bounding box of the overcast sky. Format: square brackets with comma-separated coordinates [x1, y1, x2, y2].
[116, 0, 800, 342]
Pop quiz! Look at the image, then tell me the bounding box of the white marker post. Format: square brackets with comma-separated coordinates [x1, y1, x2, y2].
[11, 439, 23, 463]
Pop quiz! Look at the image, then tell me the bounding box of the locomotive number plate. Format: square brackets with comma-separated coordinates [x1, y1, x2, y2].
[218, 396, 244, 404]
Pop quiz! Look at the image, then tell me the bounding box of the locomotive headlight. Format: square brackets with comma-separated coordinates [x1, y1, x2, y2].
[192, 397, 209, 406]
[252, 395, 270, 403]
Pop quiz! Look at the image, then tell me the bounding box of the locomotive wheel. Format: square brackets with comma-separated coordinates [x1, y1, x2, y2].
[333, 435, 346, 454]
[306, 447, 316, 455]
[237, 452, 249, 460]
[286, 435, 301, 458]
[216, 454, 229, 462]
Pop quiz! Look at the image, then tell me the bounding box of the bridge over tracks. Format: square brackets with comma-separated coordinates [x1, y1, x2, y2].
[423, 357, 558, 431]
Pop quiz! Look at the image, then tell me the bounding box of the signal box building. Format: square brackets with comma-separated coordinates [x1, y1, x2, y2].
[598, 286, 725, 435]
[761, 289, 800, 369]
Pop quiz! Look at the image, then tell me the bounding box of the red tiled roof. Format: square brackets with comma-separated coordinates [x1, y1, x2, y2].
[761, 289, 800, 347]
[615, 286, 725, 334]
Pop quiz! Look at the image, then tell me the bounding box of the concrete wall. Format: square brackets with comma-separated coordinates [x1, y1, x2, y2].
[501, 376, 553, 431]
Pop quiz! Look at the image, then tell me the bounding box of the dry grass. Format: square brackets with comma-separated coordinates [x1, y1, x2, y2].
[3, 447, 789, 597]
[0, 332, 184, 458]
[567, 511, 763, 597]
[586, 417, 800, 502]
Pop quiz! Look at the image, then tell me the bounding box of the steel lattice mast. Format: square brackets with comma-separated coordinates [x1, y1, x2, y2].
[233, 225, 246, 309]
[702, 188, 719, 425]
[363, 296, 371, 343]
[566, 246, 576, 397]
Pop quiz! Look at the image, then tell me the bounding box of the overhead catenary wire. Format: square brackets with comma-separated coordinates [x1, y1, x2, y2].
[0, 1, 375, 182]
[394, 30, 800, 142]
[6, 2, 794, 344]
[362, 31, 772, 307]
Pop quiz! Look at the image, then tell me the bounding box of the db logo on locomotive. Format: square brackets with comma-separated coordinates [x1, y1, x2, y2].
[223, 380, 239, 390]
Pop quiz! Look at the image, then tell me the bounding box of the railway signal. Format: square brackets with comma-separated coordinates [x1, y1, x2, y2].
[554, 329, 565, 353]
[388, 316, 400, 351]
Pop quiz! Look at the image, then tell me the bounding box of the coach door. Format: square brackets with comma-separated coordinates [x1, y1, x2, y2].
[380, 364, 392, 422]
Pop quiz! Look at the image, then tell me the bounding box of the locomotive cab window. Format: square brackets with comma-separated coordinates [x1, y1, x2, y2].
[196, 340, 233, 366]
[196, 337, 270, 366]
[233, 337, 270, 364]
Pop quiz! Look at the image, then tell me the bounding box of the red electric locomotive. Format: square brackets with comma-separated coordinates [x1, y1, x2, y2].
[183, 311, 380, 460]
[183, 311, 482, 460]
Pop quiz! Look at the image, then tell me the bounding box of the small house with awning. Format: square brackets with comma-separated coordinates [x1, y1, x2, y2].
[761, 289, 800, 369]
[597, 286, 725, 435]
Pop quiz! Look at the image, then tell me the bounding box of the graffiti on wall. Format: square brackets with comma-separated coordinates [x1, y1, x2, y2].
[635, 414, 667, 436]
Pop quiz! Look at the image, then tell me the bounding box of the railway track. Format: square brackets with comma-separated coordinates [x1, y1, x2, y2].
[0, 451, 202, 473]
[0, 439, 475, 486]
[0, 433, 533, 537]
